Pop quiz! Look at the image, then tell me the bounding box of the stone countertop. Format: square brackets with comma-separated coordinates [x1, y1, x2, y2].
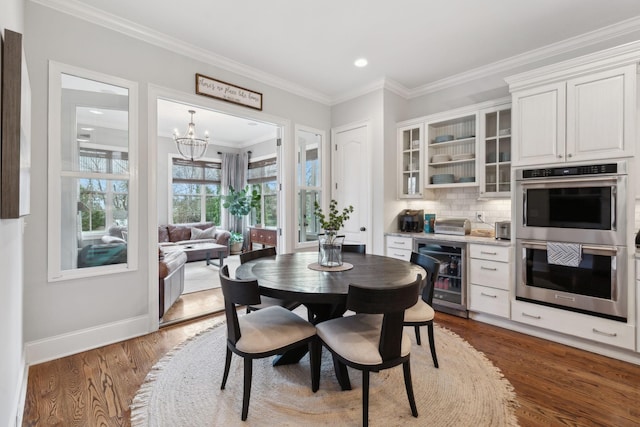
[385, 231, 513, 247]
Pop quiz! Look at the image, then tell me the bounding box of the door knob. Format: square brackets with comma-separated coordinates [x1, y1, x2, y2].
[360, 227, 366, 231]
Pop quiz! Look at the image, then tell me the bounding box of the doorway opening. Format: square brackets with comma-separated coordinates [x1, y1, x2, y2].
[156, 98, 280, 326]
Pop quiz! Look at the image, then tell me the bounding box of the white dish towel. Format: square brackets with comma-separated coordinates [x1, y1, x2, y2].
[546, 242, 582, 267]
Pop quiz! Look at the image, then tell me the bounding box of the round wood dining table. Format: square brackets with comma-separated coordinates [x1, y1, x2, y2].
[235, 251, 425, 390]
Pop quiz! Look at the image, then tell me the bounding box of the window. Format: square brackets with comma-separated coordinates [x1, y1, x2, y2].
[296, 127, 324, 246]
[171, 158, 222, 224]
[48, 62, 138, 280]
[247, 157, 277, 227]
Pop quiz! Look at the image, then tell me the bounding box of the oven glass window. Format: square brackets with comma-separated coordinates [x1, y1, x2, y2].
[525, 248, 612, 299]
[526, 187, 612, 229]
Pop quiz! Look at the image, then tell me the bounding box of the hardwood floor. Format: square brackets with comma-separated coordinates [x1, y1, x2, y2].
[22, 312, 640, 426]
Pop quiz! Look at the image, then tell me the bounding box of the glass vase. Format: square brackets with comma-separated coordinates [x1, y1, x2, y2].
[318, 232, 344, 267]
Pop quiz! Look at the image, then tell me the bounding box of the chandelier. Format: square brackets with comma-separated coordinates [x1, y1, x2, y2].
[173, 109, 209, 161]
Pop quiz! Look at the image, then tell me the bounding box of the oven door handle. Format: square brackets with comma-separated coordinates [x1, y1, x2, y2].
[520, 240, 618, 256]
[517, 176, 619, 186]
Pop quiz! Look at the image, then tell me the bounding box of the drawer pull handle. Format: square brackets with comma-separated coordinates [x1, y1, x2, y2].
[480, 266, 497, 271]
[592, 328, 617, 337]
[480, 292, 497, 298]
[393, 241, 406, 246]
[522, 312, 541, 320]
[480, 251, 497, 255]
[393, 253, 405, 257]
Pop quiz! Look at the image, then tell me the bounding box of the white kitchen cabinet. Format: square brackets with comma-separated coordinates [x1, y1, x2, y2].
[397, 123, 424, 198]
[385, 235, 413, 261]
[511, 299, 635, 350]
[510, 63, 636, 167]
[468, 243, 512, 318]
[425, 113, 478, 188]
[479, 104, 512, 197]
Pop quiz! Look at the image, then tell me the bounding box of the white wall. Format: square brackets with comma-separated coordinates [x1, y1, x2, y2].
[0, 0, 26, 425]
[23, 2, 330, 363]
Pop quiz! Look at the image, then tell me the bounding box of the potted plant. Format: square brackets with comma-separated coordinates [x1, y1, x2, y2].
[313, 200, 354, 267]
[222, 185, 261, 254]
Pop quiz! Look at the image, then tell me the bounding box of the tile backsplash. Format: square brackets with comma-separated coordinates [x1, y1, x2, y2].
[405, 191, 640, 234]
[405, 187, 511, 230]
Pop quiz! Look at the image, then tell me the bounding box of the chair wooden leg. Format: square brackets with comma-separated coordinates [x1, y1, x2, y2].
[427, 322, 439, 368]
[221, 347, 232, 389]
[331, 354, 352, 390]
[414, 325, 422, 345]
[241, 358, 253, 421]
[309, 339, 321, 392]
[362, 370, 370, 427]
[403, 360, 418, 417]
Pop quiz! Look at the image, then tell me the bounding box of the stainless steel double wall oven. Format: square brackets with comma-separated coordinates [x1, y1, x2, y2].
[515, 161, 628, 322]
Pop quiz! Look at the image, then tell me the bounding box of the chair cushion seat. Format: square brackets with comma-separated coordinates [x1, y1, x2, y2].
[404, 299, 435, 323]
[236, 306, 316, 354]
[316, 314, 411, 366]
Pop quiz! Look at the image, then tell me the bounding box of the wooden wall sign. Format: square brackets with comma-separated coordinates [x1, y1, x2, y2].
[195, 73, 263, 110]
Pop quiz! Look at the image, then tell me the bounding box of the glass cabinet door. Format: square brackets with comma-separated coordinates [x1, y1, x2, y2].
[481, 106, 511, 196]
[398, 124, 423, 198]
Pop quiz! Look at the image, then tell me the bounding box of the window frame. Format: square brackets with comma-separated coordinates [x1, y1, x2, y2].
[168, 154, 222, 225]
[47, 62, 139, 281]
[295, 125, 325, 249]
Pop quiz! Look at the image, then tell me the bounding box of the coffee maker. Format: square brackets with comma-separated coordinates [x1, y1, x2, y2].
[398, 209, 424, 232]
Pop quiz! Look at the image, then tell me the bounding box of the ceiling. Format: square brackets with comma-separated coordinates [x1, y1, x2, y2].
[45, 0, 640, 142]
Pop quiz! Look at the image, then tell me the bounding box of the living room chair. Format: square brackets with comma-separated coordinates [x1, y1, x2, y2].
[404, 251, 441, 368]
[341, 244, 366, 254]
[218, 265, 320, 421]
[239, 247, 301, 313]
[315, 276, 422, 427]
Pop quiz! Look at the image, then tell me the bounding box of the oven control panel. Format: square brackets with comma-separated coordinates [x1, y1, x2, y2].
[522, 163, 617, 179]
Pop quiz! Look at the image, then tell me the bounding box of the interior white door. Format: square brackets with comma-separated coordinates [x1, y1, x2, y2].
[332, 123, 370, 247]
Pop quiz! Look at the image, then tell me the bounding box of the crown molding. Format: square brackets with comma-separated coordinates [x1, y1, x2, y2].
[409, 15, 640, 98]
[31, 0, 640, 106]
[31, 0, 333, 105]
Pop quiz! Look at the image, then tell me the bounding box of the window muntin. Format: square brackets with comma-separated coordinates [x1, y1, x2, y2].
[171, 158, 221, 224]
[48, 63, 138, 280]
[248, 157, 278, 228]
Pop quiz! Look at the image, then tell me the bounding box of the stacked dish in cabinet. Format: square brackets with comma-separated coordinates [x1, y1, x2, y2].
[427, 113, 478, 187]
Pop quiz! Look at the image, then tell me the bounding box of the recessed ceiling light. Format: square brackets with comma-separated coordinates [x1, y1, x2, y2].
[81, 127, 94, 131]
[89, 110, 104, 115]
[354, 58, 368, 68]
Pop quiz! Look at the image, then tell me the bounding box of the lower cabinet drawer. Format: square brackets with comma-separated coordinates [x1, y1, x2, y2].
[469, 259, 511, 290]
[385, 247, 411, 262]
[511, 300, 635, 350]
[469, 285, 510, 318]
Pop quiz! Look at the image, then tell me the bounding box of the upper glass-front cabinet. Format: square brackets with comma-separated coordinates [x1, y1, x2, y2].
[479, 105, 511, 197]
[296, 126, 324, 247]
[48, 62, 138, 281]
[397, 124, 424, 198]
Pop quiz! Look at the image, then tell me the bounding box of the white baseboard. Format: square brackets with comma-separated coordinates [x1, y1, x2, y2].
[15, 358, 28, 427]
[25, 315, 152, 366]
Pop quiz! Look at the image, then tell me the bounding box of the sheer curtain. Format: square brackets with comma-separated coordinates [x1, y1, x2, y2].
[221, 152, 250, 249]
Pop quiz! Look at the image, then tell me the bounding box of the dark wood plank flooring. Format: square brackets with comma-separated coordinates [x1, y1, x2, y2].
[22, 312, 640, 426]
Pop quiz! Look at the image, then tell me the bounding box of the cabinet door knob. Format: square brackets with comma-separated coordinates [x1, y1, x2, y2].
[557, 154, 563, 158]
[360, 227, 366, 231]
[567, 153, 573, 158]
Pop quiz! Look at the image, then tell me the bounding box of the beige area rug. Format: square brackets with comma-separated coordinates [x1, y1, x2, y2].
[131, 316, 519, 427]
[183, 255, 241, 294]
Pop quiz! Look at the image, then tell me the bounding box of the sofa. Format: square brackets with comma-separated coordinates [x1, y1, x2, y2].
[159, 247, 187, 319]
[158, 222, 231, 262]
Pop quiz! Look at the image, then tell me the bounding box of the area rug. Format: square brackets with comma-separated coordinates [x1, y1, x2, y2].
[182, 256, 241, 294]
[131, 319, 519, 426]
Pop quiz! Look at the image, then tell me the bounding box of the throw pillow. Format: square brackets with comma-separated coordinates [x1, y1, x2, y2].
[102, 235, 126, 244]
[190, 226, 216, 240]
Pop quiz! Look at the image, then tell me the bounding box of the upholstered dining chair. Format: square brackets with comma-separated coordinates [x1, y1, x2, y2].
[315, 276, 422, 427]
[404, 251, 441, 368]
[239, 247, 301, 313]
[218, 265, 320, 421]
[341, 244, 366, 254]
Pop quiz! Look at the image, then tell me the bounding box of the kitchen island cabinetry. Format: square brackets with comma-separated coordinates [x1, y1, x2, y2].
[468, 243, 512, 318]
[509, 59, 637, 167]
